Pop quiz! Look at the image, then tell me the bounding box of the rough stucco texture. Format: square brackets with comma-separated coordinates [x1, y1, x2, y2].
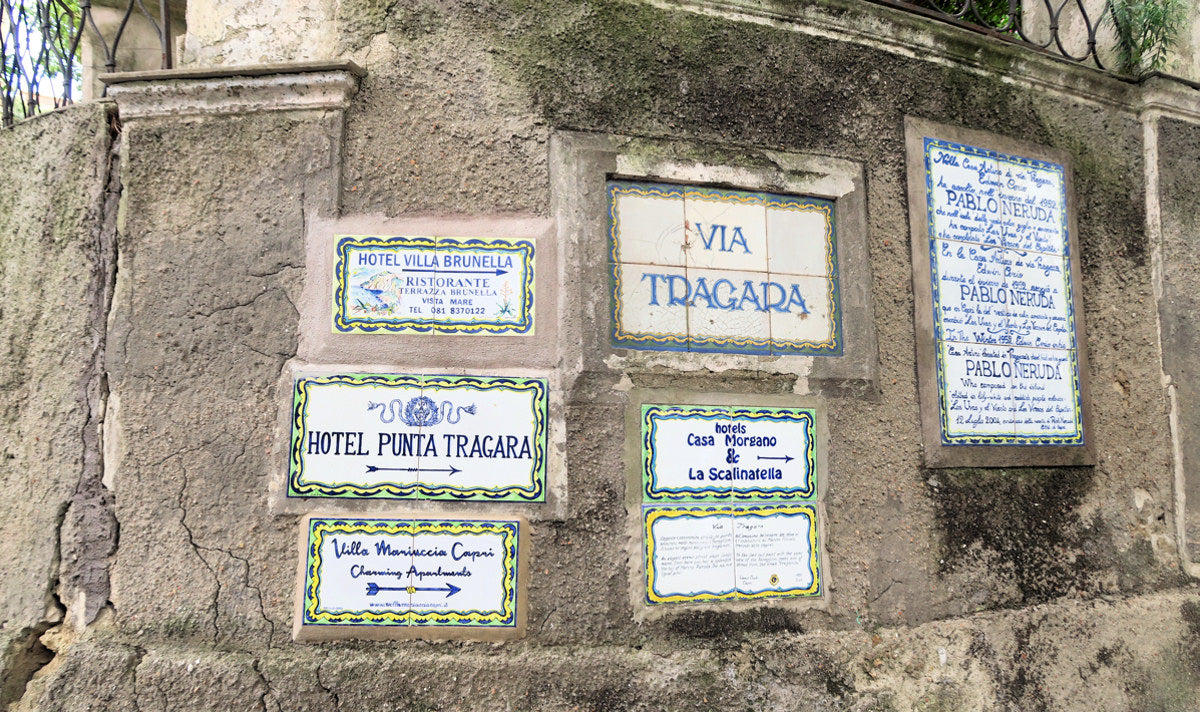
[338, 0, 1181, 623]
[9, 1, 1200, 710]
[105, 112, 335, 648]
[0, 102, 113, 698]
[1156, 117, 1200, 563]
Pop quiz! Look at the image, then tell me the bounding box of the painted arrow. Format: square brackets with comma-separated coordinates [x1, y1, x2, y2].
[402, 267, 508, 276]
[757, 455, 794, 463]
[366, 582, 462, 597]
[365, 464, 461, 476]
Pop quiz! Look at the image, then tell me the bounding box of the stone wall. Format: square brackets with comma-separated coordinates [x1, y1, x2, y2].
[0, 102, 117, 708]
[3, 2, 1200, 710]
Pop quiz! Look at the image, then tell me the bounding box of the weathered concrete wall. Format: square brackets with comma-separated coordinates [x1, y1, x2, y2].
[335, 0, 1185, 620]
[181, 0, 337, 67]
[5, 1, 1200, 710]
[1156, 115, 1200, 567]
[104, 108, 341, 649]
[0, 102, 116, 707]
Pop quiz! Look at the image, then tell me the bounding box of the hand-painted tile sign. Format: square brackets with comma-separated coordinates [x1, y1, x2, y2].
[607, 181, 840, 355]
[333, 236, 534, 334]
[639, 404, 821, 605]
[288, 374, 547, 501]
[298, 516, 524, 636]
[924, 139, 1083, 445]
[641, 405, 816, 501]
[644, 504, 819, 604]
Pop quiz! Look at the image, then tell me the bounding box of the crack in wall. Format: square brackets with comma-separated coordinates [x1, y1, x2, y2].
[57, 107, 123, 630]
[165, 433, 277, 651]
[172, 447, 224, 645]
[315, 653, 341, 709]
[251, 658, 271, 712]
[4, 105, 127, 712]
[129, 645, 147, 712]
[0, 624, 56, 708]
[1, 502, 67, 707]
[196, 286, 278, 319]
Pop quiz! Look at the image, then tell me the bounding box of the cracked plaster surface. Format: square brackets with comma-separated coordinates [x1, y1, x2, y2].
[105, 113, 324, 652]
[0, 102, 119, 706]
[7, 3, 1200, 710]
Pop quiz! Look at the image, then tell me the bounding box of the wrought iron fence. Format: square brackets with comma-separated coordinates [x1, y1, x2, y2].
[1, 0, 172, 127]
[867, 0, 1116, 69]
[0, 0, 1179, 129]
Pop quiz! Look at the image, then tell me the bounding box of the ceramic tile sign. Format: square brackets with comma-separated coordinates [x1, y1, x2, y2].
[295, 515, 527, 641]
[641, 404, 815, 502]
[607, 181, 841, 356]
[288, 374, 547, 501]
[923, 137, 1084, 447]
[643, 504, 820, 604]
[333, 235, 534, 334]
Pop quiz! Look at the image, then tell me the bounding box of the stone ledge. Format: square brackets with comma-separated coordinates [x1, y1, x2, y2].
[100, 60, 366, 85]
[103, 62, 365, 120]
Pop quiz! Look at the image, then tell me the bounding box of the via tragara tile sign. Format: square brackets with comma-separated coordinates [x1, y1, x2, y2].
[634, 400, 822, 606]
[333, 235, 534, 335]
[641, 405, 816, 501]
[288, 374, 548, 501]
[607, 181, 840, 356]
[294, 515, 527, 641]
[905, 118, 1094, 467]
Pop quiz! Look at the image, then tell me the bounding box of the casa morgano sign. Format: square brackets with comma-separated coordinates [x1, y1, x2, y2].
[641, 404, 816, 501]
[607, 181, 841, 356]
[637, 404, 822, 605]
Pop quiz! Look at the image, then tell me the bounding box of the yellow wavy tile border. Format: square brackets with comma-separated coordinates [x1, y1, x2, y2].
[644, 503, 820, 605]
[302, 517, 520, 628]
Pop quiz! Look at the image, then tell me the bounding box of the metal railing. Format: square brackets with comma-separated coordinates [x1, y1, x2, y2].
[1, 0, 172, 127]
[867, 0, 1115, 69]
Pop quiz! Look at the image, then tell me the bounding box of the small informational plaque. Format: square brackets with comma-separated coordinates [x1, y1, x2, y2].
[288, 373, 548, 501]
[644, 504, 820, 604]
[631, 395, 824, 607]
[333, 236, 534, 335]
[641, 404, 815, 501]
[607, 181, 840, 355]
[905, 117, 1094, 468]
[294, 515, 527, 641]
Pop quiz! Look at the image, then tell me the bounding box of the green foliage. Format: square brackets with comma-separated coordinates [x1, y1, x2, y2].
[1105, 0, 1188, 76]
[1, 0, 82, 125]
[914, 0, 1019, 32]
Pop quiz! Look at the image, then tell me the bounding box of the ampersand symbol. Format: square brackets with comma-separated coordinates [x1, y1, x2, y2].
[726, 448, 739, 464]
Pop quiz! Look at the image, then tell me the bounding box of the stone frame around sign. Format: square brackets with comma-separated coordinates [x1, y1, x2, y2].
[268, 361, 569, 520]
[285, 372, 549, 502]
[296, 213, 560, 373]
[550, 131, 878, 396]
[904, 116, 1096, 468]
[605, 179, 842, 356]
[331, 234, 536, 336]
[622, 388, 830, 620]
